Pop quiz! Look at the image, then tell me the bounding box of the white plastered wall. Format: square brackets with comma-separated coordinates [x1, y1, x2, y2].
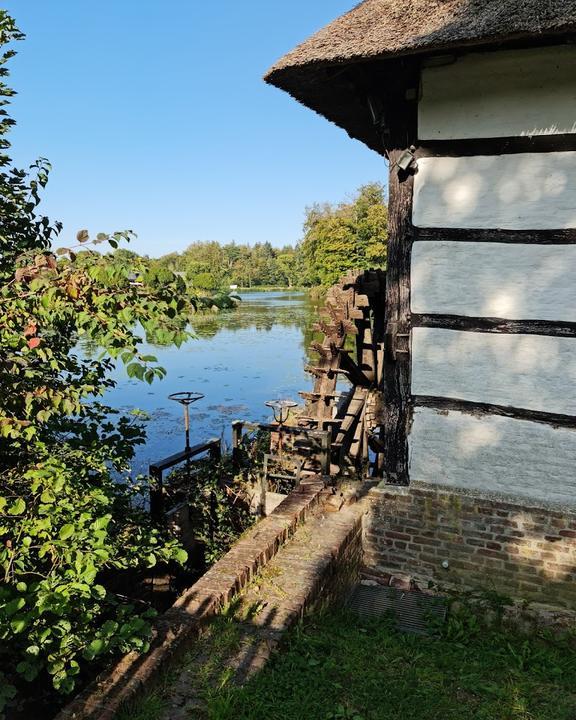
[419, 45, 576, 140]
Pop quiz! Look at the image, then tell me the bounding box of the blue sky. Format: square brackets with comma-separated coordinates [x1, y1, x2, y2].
[5, 1, 386, 257]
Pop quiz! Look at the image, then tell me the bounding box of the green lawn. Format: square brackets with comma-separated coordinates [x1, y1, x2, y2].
[204, 607, 576, 720]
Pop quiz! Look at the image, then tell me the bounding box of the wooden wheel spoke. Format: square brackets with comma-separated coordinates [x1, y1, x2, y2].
[300, 269, 386, 477]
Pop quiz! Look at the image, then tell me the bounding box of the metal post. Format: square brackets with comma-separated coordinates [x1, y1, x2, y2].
[169, 391, 204, 491]
[184, 403, 190, 451]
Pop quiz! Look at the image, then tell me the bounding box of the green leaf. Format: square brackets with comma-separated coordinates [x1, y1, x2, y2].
[87, 638, 105, 656]
[16, 660, 38, 681]
[4, 598, 25, 617]
[59, 524, 74, 540]
[40, 489, 55, 504]
[173, 548, 188, 565]
[10, 617, 28, 634]
[91, 585, 106, 600]
[7, 498, 26, 515]
[126, 363, 145, 381]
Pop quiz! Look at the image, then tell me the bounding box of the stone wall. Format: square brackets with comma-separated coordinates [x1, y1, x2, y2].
[363, 482, 576, 609]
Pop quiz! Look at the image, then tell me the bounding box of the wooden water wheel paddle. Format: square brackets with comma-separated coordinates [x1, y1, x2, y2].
[298, 269, 387, 478]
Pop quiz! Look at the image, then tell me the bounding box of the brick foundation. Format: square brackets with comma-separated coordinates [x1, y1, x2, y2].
[364, 482, 576, 610]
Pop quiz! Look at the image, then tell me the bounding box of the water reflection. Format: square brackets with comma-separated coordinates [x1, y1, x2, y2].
[98, 291, 319, 474]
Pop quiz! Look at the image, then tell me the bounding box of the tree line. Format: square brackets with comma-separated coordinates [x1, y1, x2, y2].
[151, 182, 388, 290]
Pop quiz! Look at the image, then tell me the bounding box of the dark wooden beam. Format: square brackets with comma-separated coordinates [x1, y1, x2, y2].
[415, 396, 576, 430]
[414, 228, 576, 244]
[338, 350, 372, 388]
[412, 314, 576, 338]
[380, 60, 419, 485]
[416, 134, 576, 158]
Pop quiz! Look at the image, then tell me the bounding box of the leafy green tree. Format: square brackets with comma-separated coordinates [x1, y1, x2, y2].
[299, 183, 388, 286]
[191, 271, 219, 291]
[0, 13, 192, 709]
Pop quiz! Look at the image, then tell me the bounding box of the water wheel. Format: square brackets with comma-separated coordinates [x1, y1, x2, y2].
[298, 269, 387, 478]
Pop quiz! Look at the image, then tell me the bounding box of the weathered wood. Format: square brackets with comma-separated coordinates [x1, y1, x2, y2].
[299, 268, 386, 476]
[414, 228, 576, 244]
[334, 387, 369, 453]
[414, 396, 576, 430]
[381, 61, 418, 484]
[313, 321, 359, 338]
[338, 350, 372, 387]
[299, 391, 342, 401]
[412, 314, 576, 338]
[304, 365, 329, 379]
[417, 135, 576, 158]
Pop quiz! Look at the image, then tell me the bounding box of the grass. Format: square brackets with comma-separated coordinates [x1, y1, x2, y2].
[205, 606, 576, 720]
[116, 615, 246, 720]
[117, 603, 576, 720]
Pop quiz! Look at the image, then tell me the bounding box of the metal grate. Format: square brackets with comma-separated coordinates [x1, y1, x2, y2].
[347, 584, 447, 635]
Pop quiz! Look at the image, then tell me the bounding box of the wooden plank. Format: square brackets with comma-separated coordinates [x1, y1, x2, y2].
[413, 152, 576, 230]
[338, 350, 372, 387]
[410, 406, 576, 506]
[414, 396, 576, 430]
[334, 387, 368, 447]
[412, 314, 576, 338]
[419, 45, 576, 141]
[417, 135, 576, 157]
[411, 241, 576, 322]
[415, 227, 576, 244]
[412, 328, 576, 416]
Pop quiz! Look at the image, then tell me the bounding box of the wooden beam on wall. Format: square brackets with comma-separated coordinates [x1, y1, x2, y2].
[414, 228, 576, 244]
[416, 134, 576, 158]
[415, 395, 576, 430]
[412, 314, 576, 338]
[375, 60, 419, 485]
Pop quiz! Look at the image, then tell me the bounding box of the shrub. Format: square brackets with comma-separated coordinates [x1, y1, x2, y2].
[0, 12, 194, 712]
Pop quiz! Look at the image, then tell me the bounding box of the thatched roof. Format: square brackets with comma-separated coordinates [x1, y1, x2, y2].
[265, 0, 576, 152]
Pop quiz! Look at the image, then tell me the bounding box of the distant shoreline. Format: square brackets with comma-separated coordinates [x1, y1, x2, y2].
[233, 286, 308, 293]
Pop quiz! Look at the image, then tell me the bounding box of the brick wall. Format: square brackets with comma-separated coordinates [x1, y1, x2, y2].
[363, 482, 576, 609]
[311, 513, 363, 613]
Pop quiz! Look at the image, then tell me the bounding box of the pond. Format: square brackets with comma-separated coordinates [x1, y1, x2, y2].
[104, 290, 319, 475]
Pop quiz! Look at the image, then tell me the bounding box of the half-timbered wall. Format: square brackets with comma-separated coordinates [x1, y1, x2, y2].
[409, 44, 576, 505]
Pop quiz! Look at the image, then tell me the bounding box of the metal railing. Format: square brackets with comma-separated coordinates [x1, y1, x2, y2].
[149, 438, 221, 523]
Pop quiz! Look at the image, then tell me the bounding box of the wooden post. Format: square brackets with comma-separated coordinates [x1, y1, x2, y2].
[318, 429, 331, 478]
[208, 438, 221, 464]
[380, 60, 419, 485]
[149, 466, 164, 524]
[259, 468, 267, 517]
[231, 421, 243, 473]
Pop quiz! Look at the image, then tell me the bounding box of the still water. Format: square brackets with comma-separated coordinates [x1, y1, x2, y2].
[105, 291, 317, 474]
